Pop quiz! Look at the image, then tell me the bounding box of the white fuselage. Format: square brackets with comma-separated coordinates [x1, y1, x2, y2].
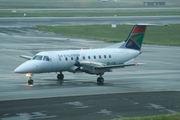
[14, 48, 140, 74]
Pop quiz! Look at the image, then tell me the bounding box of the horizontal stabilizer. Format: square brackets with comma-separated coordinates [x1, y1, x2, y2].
[19, 55, 32, 60]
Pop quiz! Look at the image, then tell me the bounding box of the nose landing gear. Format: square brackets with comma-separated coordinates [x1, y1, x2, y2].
[26, 73, 34, 85]
[28, 79, 34, 85]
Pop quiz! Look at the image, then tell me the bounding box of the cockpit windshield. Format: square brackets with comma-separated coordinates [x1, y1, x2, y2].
[33, 55, 43, 60]
[43, 56, 50, 61]
[33, 55, 50, 61]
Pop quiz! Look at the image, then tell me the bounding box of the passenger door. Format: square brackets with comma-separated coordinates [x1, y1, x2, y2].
[49, 52, 58, 71]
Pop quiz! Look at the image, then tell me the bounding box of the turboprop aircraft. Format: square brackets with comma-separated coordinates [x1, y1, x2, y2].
[14, 24, 147, 85]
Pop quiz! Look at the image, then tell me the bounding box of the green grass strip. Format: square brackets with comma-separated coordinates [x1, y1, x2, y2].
[35, 24, 180, 46]
[113, 113, 180, 120]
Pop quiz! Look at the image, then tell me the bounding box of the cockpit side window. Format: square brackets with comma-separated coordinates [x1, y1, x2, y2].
[43, 56, 50, 61]
[33, 55, 43, 60]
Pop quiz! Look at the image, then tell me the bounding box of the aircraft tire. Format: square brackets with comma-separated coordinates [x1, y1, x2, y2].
[57, 74, 64, 80]
[97, 77, 104, 84]
[28, 79, 34, 85]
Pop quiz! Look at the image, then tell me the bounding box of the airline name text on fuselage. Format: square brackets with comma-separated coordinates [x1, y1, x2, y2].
[58, 54, 80, 58]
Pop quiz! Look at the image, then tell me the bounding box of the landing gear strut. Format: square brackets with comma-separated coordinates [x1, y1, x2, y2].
[97, 75, 104, 84]
[57, 72, 64, 80]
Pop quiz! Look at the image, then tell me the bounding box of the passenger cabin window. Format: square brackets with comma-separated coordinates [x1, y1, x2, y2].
[104, 55, 106, 58]
[33, 55, 43, 60]
[43, 56, 50, 61]
[99, 55, 101, 59]
[88, 56, 91, 59]
[65, 57, 68, 61]
[76, 57, 79, 60]
[94, 55, 96, 59]
[83, 56, 85, 60]
[109, 55, 111, 58]
[71, 57, 73, 60]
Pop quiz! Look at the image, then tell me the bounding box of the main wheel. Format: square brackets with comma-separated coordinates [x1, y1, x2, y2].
[97, 77, 101, 83]
[97, 77, 104, 84]
[28, 79, 34, 85]
[57, 74, 64, 80]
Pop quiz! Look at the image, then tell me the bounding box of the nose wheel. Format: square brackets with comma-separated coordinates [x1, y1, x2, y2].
[28, 79, 34, 85]
[57, 73, 64, 80]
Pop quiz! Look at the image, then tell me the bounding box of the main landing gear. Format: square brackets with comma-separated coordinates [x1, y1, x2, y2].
[57, 72, 64, 80]
[97, 75, 104, 84]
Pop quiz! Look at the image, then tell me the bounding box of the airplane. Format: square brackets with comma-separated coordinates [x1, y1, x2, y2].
[14, 24, 148, 85]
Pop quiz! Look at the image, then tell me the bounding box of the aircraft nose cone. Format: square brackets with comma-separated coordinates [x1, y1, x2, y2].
[14, 66, 22, 73]
[14, 61, 42, 73]
[14, 62, 29, 73]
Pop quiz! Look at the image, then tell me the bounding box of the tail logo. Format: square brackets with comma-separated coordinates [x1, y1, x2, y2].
[126, 26, 146, 50]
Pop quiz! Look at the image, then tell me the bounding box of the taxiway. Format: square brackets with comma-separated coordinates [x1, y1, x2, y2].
[0, 16, 180, 27]
[0, 16, 180, 120]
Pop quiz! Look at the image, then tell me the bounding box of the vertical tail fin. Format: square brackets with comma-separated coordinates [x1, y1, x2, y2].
[120, 25, 147, 51]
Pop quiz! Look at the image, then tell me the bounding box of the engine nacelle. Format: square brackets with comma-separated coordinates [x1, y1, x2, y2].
[74, 61, 108, 75]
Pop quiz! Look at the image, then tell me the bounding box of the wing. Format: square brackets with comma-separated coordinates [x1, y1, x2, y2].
[19, 55, 32, 60]
[74, 60, 144, 72]
[94, 63, 139, 70]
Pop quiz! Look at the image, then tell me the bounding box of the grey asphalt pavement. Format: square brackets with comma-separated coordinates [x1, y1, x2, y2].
[0, 16, 180, 120]
[0, 16, 180, 27]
